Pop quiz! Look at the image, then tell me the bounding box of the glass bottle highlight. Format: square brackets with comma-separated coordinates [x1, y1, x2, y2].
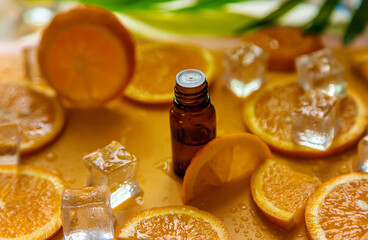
[170, 69, 216, 178]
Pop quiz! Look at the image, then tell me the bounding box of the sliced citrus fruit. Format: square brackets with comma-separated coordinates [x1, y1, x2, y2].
[243, 78, 368, 158]
[243, 26, 323, 71]
[305, 172, 368, 240]
[124, 41, 216, 104]
[38, 4, 135, 107]
[0, 164, 67, 239]
[117, 205, 231, 239]
[251, 159, 321, 230]
[182, 133, 271, 204]
[0, 82, 65, 155]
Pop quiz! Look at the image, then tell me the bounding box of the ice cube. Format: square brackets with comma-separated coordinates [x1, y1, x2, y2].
[83, 141, 140, 208]
[223, 42, 268, 97]
[292, 90, 339, 150]
[0, 124, 20, 165]
[61, 185, 114, 240]
[296, 48, 346, 97]
[357, 135, 368, 172]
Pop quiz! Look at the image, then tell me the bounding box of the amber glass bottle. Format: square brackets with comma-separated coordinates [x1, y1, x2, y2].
[170, 69, 216, 178]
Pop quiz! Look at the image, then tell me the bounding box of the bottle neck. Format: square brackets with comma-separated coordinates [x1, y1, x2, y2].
[174, 81, 210, 107]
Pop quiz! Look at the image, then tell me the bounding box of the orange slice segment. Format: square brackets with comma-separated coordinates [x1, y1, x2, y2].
[38, 4, 135, 107]
[117, 205, 231, 239]
[182, 133, 271, 204]
[243, 78, 368, 158]
[124, 42, 216, 104]
[305, 172, 368, 240]
[0, 164, 67, 239]
[0, 82, 65, 155]
[251, 159, 321, 230]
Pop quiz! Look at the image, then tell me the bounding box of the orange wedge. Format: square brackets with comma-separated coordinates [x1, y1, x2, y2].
[124, 42, 216, 104]
[0, 164, 67, 239]
[243, 78, 368, 158]
[38, 4, 135, 107]
[305, 172, 368, 240]
[251, 159, 321, 230]
[117, 205, 231, 239]
[0, 82, 65, 155]
[182, 133, 271, 204]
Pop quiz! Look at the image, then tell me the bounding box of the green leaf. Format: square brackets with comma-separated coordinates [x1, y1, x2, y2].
[79, 0, 176, 11]
[235, 0, 305, 33]
[343, 0, 368, 44]
[120, 10, 256, 37]
[303, 0, 340, 34]
[176, 0, 247, 12]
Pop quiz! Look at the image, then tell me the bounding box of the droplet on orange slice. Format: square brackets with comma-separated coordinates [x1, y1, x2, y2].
[305, 172, 368, 240]
[117, 205, 231, 239]
[38, 4, 135, 107]
[182, 133, 271, 204]
[243, 78, 368, 158]
[251, 159, 321, 230]
[124, 41, 216, 104]
[0, 164, 67, 239]
[0, 82, 65, 155]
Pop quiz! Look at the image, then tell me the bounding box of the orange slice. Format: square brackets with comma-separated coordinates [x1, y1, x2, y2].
[124, 42, 216, 104]
[38, 4, 135, 107]
[0, 164, 67, 239]
[251, 159, 321, 230]
[182, 133, 271, 204]
[305, 172, 368, 240]
[243, 78, 368, 158]
[117, 205, 231, 239]
[243, 26, 323, 71]
[0, 82, 65, 155]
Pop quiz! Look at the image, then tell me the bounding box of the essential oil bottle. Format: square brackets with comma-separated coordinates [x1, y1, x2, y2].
[170, 69, 216, 178]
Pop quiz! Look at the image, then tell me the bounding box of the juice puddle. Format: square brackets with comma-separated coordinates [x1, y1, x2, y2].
[15, 49, 367, 240]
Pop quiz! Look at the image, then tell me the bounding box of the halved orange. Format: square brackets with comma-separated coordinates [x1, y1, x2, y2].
[243, 26, 323, 71]
[38, 4, 135, 107]
[251, 159, 321, 230]
[305, 172, 368, 240]
[0, 164, 67, 239]
[117, 205, 231, 239]
[124, 41, 216, 104]
[0, 82, 65, 155]
[243, 78, 368, 158]
[182, 133, 271, 204]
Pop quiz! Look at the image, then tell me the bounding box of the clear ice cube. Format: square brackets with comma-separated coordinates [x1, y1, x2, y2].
[223, 42, 268, 97]
[61, 185, 115, 240]
[83, 141, 140, 208]
[357, 135, 368, 172]
[0, 124, 20, 165]
[292, 90, 339, 150]
[296, 48, 346, 97]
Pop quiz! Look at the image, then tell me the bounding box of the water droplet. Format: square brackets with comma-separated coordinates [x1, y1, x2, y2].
[358, 200, 368, 211]
[135, 196, 144, 206]
[255, 232, 262, 238]
[230, 207, 237, 213]
[162, 196, 168, 202]
[232, 217, 236, 222]
[65, 177, 76, 184]
[312, 165, 320, 172]
[243, 230, 248, 235]
[261, 225, 268, 231]
[235, 228, 240, 233]
[45, 152, 57, 162]
[239, 203, 247, 210]
[253, 220, 260, 226]
[51, 169, 61, 176]
[240, 216, 249, 222]
[338, 163, 350, 174]
[239, 224, 244, 228]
